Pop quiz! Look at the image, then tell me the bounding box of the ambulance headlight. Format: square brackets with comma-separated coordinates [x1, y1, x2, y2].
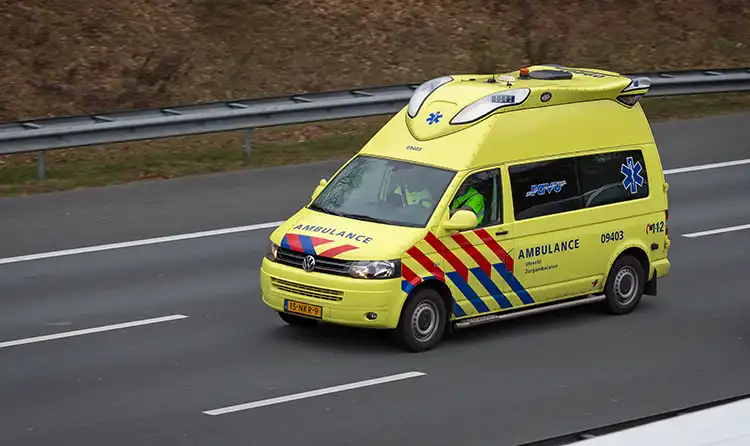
[407, 76, 453, 118]
[265, 241, 279, 261]
[450, 88, 531, 125]
[348, 260, 401, 279]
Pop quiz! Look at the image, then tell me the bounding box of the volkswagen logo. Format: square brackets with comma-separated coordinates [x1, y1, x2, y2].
[302, 255, 316, 272]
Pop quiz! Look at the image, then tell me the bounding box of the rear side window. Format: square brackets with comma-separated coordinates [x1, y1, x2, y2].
[578, 150, 649, 208]
[508, 157, 582, 220]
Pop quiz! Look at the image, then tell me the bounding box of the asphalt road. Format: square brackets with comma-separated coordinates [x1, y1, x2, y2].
[1, 111, 750, 446]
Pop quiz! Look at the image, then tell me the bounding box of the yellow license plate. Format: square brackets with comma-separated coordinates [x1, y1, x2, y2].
[285, 299, 323, 318]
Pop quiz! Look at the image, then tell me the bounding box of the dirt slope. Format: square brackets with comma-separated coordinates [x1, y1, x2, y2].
[2, 0, 748, 122]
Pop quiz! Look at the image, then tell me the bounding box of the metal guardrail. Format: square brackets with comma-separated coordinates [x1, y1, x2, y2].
[0, 83, 421, 156]
[0, 67, 748, 179]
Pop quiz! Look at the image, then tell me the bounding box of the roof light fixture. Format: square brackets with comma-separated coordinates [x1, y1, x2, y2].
[616, 94, 643, 106]
[450, 88, 531, 125]
[407, 76, 453, 118]
[617, 76, 651, 106]
[622, 76, 652, 92]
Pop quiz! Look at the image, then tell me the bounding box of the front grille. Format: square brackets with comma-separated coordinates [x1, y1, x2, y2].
[271, 277, 344, 301]
[276, 247, 352, 277]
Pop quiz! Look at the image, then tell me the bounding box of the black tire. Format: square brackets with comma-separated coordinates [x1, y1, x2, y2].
[602, 254, 646, 315]
[393, 288, 447, 352]
[278, 311, 319, 327]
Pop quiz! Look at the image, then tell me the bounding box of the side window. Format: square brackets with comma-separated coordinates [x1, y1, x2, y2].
[450, 168, 502, 227]
[577, 149, 649, 208]
[508, 157, 582, 220]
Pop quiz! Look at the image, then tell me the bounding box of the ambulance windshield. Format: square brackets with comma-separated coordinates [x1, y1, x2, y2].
[310, 155, 456, 228]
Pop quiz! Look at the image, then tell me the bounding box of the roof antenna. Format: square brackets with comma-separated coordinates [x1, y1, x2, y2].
[496, 75, 516, 87]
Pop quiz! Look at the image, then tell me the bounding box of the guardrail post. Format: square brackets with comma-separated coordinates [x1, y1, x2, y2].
[244, 129, 253, 159]
[37, 151, 46, 180]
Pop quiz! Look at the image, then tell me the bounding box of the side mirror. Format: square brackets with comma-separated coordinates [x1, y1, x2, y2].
[311, 178, 328, 200]
[443, 209, 478, 232]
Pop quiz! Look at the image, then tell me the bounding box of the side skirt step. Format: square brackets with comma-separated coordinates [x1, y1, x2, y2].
[453, 294, 606, 329]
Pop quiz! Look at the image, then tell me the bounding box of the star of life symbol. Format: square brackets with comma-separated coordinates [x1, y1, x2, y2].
[621, 156, 644, 194]
[426, 111, 443, 125]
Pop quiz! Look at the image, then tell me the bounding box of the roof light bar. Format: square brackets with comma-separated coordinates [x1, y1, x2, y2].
[407, 76, 453, 118]
[450, 88, 531, 125]
[622, 76, 652, 92]
[617, 76, 652, 107]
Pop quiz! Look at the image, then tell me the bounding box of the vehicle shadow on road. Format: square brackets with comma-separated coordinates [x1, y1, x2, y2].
[445, 299, 659, 346]
[266, 322, 399, 355]
[263, 299, 659, 353]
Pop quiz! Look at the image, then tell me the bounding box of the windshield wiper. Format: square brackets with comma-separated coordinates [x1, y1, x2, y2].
[308, 203, 342, 216]
[340, 212, 390, 224]
[309, 205, 388, 224]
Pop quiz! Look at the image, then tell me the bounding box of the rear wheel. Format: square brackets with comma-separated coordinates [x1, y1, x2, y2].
[278, 311, 319, 327]
[393, 288, 447, 352]
[602, 254, 645, 315]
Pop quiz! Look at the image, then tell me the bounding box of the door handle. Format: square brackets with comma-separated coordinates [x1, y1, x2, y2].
[495, 229, 508, 235]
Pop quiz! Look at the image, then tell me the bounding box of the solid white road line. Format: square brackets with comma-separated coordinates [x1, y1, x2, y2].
[0, 221, 285, 266]
[203, 371, 427, 415]
[1, 157, 749, 267]
[682, 224, 750, 238]
[0, 314, 188, 349]
[663, 158, 750, 175]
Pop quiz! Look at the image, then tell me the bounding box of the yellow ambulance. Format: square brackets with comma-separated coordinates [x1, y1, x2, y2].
[260, 64, 671, 352]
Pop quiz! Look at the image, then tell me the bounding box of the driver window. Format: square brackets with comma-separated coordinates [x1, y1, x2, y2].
[450, 168, 502, 228]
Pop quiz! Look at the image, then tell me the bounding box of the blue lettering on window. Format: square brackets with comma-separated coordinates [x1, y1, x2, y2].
[526, 180, 567, 197]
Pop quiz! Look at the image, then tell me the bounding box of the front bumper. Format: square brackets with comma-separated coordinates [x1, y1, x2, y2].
[260, 258, 406, 329]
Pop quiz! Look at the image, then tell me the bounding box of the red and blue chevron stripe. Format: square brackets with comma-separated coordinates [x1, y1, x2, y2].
[401, 228, 533, 318]
[401, 263, 467, 317]
[280, 233, 359, 258]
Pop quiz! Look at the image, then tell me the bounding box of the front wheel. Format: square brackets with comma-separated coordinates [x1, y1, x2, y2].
[393, 288, 447, 352]
[602, 254, 646, 315]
